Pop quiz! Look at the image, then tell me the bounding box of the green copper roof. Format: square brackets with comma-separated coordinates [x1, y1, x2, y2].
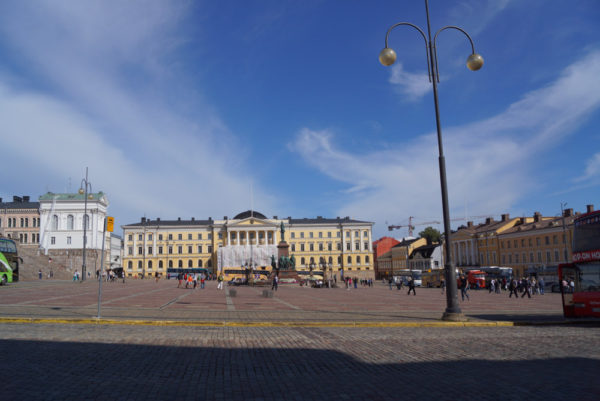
[38, 192, 105, 201]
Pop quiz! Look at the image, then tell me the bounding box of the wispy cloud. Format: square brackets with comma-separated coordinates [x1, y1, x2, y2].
[291, 50, 600, 237]
[576, 153, 600, 182]
[0, 1, 277, 222]
[389, 63, 431, 101]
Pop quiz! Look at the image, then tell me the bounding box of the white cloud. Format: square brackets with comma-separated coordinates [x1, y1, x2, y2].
[0, 1, 278, 224]
[576, 153, 600, 182]
[389, 63, 431, 101]
[291, 50, 600, 238]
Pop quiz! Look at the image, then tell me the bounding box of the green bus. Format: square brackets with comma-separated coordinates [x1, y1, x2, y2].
[0, 238, 19, 284]
[0, 252, 13, 285]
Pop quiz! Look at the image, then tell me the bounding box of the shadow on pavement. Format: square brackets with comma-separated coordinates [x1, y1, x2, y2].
[2, 340, 599, 400]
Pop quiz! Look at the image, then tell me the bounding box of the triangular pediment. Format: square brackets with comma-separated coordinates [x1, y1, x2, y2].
[227, 217, 277, 228]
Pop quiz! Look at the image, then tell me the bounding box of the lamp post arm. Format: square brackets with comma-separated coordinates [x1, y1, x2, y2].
[432, 26, 477, 82]
[384, 22, 432, 82]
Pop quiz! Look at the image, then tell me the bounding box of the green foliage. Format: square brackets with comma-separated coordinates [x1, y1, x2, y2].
[419, 227, 441, 243]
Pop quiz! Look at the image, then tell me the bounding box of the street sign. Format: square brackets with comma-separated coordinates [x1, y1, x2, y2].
[106, 216, 114, 232]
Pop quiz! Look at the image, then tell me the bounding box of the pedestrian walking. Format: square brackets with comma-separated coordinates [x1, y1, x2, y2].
[217, 273, 224, 290]
[508, 279, 519, 298]
[271, 274, 278, 291]
[200, 273, 206, 289]
[389, 277, 393, 290]
[407, 278, 416, 296]
[177, 272, 183, 288]
[38, 269, 42, 280]
[538, 277, 545, 295]
[440, 279, 445, 295]
[460, 275, 470, 301]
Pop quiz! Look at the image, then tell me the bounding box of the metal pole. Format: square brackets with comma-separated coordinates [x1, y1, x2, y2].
[82, 168, 89, 282]
[97, 216, 107, 318]
[424, 0, 463, 320]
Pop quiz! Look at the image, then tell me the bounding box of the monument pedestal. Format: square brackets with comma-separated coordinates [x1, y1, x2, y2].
[274, 240, 300, 283]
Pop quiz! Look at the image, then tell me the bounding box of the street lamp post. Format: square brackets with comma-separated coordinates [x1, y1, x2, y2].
[379, 0, 483, 321]
[79, 167, 94, 282]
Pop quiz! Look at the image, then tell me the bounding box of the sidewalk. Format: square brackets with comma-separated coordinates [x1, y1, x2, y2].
[0, 279, 596, 327]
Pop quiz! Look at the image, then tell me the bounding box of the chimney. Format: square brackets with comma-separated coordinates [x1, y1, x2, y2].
[467, 221, 473, 228]
[13, 196, 22, 202]
[485, 217, 493, 224]
[141, 217, 146, 223]
[0, 198, 3, 203]
[224, 216, 228, 220]
[533, 212, 542, 222]
[563, 208, 573, 217]
[192, 217, 195, 221]
[273, 216, 278, 219]
[520, 217, 526, 224]
[177, 217, 181, 221]
[587, 204, 594, 214]
[156, 218, 161, 222]
[317, 216, 323, 220]
[501, 213, 509, 222]
[23, 196, 30, 202]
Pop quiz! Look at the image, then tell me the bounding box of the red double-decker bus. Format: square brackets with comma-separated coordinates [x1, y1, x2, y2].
[558, 207, 600, 318]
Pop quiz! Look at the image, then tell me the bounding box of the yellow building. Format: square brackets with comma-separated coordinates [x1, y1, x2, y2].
[449, 214, 533, 271]
[498, 209, 576, 277]
[121, 210, 374, 279]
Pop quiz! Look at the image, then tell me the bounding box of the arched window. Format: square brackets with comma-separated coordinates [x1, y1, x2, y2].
[188, 260, 193, 268]
[52, 215, 59, 230]
[20, 218, 24, 227]
[178, 260, 183, 268]
[128, 261, 132, 269]
[84, 214, 90, 230]
[347, 256, 352, 265]
[67, 215, 74, 230]
[168, 260, 173, 268]
[365, 255, 370, 263]
[337, 256, 342, 265]
[138, 261, 142, 269]
[356, 256, 361, 265]
[159, 260, 163, 268]
[328, 256, 333, 264]
[148, 260, 152, 269]
[198, 259, 203, 267]
[309, 257, 314, 264]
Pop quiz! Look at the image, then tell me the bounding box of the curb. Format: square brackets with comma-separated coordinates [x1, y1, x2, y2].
[0, 316, 597, 328]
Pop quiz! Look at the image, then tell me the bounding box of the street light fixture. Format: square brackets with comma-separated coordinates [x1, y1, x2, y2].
[78, 167, 94, 282]
[379, 0, 483, 321]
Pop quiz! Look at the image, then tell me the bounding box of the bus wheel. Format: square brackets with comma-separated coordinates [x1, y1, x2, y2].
[0, 275, 6, 285]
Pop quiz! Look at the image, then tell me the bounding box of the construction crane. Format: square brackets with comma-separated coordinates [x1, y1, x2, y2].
[388, 216, 441, 237]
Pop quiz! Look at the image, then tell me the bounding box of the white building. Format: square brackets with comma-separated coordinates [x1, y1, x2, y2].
[39, 192, 109, 254]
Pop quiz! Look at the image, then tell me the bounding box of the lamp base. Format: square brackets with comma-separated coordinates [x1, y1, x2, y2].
[441, 312, 468, 322]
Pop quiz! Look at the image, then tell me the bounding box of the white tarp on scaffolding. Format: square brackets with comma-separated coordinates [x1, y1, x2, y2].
[217, 244, 278, 271]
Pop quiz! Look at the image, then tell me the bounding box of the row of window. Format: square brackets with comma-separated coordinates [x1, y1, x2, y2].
[48, 236, 73, 245]
[7, 233, 41, 244]
[501, 234, 565, 249]
[126, 254, 371, 270]
[290, 230, 369, 239]
[127, 229, 371, 243]
[128, 232, 213, 242]
[500, 249, 569, 265]
[290, 241, 371, 252]
[49, 215, 90, 231]
[127, 259, 212, 270]
[128, 244, 214, 256]
[0, 217, 40, 228]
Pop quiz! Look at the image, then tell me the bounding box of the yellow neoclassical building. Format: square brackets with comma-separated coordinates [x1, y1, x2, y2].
[121, 210, 374, 279]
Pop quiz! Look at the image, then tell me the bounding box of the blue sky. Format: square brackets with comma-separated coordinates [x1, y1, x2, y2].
[0, 0, 599, 239]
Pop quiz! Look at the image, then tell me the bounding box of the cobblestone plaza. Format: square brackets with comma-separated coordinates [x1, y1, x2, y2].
[1, 280, 599, 400]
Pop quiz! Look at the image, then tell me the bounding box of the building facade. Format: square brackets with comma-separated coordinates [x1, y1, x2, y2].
[121, 211, 374, 279]
[372, 236, 401, 279]
[38, 192, 110, 276]
[0, 196, 41, 246]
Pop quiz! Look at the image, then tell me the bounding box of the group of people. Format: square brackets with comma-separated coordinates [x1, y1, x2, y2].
[344, 276, 374, 289]
[176, 272, 208, 289]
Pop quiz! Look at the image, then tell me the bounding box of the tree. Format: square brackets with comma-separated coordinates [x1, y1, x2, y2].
[419, 227, 441, 244]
